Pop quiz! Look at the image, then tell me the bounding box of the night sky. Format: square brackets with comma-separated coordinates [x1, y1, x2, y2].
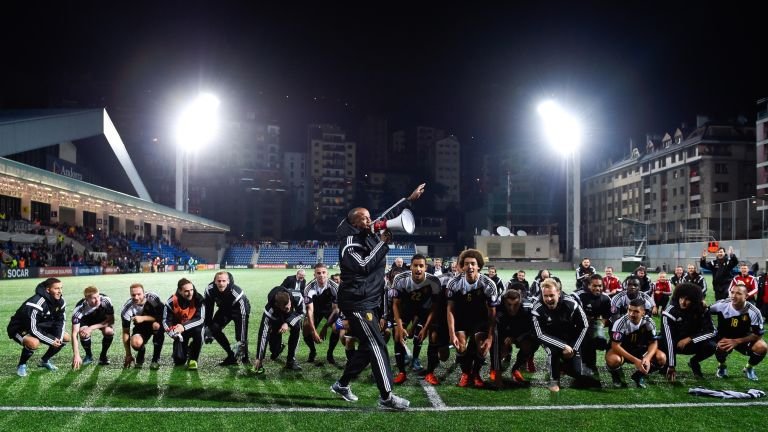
[2, 2, 765, 166]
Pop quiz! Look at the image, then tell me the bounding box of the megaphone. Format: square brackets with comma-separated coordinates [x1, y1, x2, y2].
[372, 209, 416, 234]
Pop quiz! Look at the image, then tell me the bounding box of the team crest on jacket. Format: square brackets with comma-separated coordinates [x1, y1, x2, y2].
[366, 312, 373, 321]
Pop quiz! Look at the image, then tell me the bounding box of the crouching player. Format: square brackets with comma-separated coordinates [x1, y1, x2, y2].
[606, 297, 667, 388]
[710, 282, 766, 380]
[120, 283, 165, 369]
[7, 278, 70, 376]
[71, 286, 115, 368]
[490, 289, 539, 385]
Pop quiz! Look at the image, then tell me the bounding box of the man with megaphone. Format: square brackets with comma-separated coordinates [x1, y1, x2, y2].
[330, 183, 425, 410]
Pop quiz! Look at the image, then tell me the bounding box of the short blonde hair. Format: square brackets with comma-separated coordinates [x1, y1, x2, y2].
[83, 286, 99, 297]
[539, 278, 560, 292]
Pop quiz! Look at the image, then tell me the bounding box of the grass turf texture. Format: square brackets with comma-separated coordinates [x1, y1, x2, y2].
[0, 269, 765, 431]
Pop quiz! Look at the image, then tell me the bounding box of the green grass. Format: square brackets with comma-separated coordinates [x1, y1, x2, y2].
[0, 269, 765, 431]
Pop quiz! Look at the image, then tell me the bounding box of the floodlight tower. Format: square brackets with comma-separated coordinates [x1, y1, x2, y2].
[175, 93, 220, 213]
[537, 100, 583, 264]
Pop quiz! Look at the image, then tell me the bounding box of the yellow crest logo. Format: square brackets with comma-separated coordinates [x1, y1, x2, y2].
[366, 312, 373, 321]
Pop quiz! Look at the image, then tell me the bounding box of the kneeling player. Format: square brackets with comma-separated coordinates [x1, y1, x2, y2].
[120, 283, 165, 369]
[490, 289, 539, 385]
[163, 278, 206, 370]
[606, 297, 667, 388]
[710, 282, 766, 381]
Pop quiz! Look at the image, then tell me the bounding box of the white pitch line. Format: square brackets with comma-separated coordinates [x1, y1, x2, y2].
[1, 401, 767, 413]
[419, 381, 446, 408]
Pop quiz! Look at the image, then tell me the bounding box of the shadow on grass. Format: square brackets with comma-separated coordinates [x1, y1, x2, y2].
[98, 379, 340, 406]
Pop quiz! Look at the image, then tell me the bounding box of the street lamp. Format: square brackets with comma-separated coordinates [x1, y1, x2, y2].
[538, 100, 583, 264]
[175, 93, 220, 213]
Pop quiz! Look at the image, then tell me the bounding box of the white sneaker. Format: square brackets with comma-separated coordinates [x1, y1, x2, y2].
[330, 381, 358, 402]
[378, 394, 410, 410]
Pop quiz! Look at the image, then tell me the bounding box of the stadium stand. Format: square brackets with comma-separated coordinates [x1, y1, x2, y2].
[256, 247, 320, 265]
[221, 246, 256, 266]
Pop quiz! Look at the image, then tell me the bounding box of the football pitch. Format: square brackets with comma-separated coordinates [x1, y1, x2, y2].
[0, 269, 766, 431]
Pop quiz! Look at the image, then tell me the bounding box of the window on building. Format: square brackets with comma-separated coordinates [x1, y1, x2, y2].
[715, 163, 728, 174]
[714, 182, 729, 193]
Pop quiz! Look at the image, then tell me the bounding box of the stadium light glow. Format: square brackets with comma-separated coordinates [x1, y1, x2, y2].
[175, 93, 220, 151]
[537, 100, 582, 157]
[537, 99, 583, 263]
[174, 92, 220, 212]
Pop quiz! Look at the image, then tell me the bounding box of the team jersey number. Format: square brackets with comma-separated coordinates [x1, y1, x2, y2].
[410, 292, 422, 302]
[731, 318, 739, 328]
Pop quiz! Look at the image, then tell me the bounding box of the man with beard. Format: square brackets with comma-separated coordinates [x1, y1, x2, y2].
[701, 246, 738, 301]
[163, 278, 206, 370]
[629, 266, 653, 296]
[446, 249, 499, 388]
[532, 278, 600, 392]
[660, 283, 716, 381]
[7, 278, 70, 376]
[204, 271, 251, 366]
[573, 274, 612, 375]
[606, 297, 667, 388]
[711, 282, 766, 381]
[120, 283, 164, 369]
[390, 254, 441, 384]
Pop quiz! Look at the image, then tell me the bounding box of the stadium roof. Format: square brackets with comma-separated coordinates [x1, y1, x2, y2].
[0, 109, 229, 232]
[0, 108, 150, 201]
